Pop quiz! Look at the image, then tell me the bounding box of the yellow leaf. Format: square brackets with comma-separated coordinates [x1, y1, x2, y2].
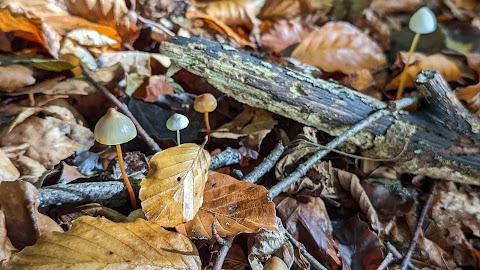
[176, 171, 277, 239]
[140, 143, 211, 227]
[0, 216, 201, 269]
[292, 21, 386, 74]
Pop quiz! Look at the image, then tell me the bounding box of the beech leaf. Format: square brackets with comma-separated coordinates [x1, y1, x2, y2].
[0, 216, 201, 269]
[0, 65, 35, 92]
[176, 171, 277, 239]
[292, 21, 386, 74]
[140, 143, 211, 227]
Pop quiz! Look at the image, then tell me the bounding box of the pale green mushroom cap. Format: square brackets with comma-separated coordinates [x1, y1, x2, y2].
[409, 7, 437, 34]
[166, 113, 189, 131]
[94, 108, 137, 145]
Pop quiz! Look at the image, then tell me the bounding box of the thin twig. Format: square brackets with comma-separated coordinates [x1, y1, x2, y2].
[243, 141, 285, 183]
[386, 242, 419, 270]
[400, 181, 438, 270]
[377, 252, 395, 270]
[268, 96, 419, 199]
[211, 223, 235, 270]
[38, 148, 241, 207]
[285, 230, 328, 270]
[138, 15, 176, 37]
[81, 64, 161, 152]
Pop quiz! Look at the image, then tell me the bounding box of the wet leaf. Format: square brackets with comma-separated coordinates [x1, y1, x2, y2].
[140, 143, 211, 227]
[292, 22, 386, 74]
[176, 171, 277, 239]
[0, 216, 201, 269]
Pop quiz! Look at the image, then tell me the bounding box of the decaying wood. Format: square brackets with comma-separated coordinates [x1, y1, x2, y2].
[160, 36, 480, 185]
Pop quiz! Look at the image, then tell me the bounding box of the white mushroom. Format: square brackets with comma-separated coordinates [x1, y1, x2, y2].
[166, 113, 189, 144]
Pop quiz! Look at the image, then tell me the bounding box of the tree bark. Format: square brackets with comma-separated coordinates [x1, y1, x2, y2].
[160, 36, 480, 185]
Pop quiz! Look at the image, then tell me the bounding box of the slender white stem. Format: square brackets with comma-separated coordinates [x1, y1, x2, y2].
[177, 130, 181, 145]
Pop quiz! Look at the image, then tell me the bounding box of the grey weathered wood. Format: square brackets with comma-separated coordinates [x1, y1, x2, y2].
[159, 36, 480, 185]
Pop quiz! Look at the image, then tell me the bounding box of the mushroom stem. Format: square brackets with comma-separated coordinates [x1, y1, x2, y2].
[204, 111, 211, 141]
[396, 32, 421, 100]
[115, 144, 137, 209]
[176, 130, 181, 145]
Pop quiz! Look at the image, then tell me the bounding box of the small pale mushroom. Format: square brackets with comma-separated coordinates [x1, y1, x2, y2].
[193, 93, 217, 142]
[396, 7, 437, 100]
[94, 108, 138, 209]
[166, 113, 189, 145]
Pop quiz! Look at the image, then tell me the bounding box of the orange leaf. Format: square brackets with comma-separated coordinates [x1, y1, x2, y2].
[0, 9, 44, 46]
[292, 22, 386, 74]
[176, 171, 277, 239]
[132, 75, 174, 103]
[386, 54, 474, 90]
[186, 10, 254, 47]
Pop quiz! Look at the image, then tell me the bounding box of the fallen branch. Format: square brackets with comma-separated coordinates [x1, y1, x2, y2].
[243, 141, 285, 183]
[160, 37, 480, 185]
[38, 148, 241, 207]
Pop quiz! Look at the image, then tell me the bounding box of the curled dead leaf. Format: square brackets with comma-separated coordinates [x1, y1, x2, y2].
[176, 171, 277, 239]
[140, 143, 211, 227]
[0, 216, 201, 269]
[292, 22, 386, 74]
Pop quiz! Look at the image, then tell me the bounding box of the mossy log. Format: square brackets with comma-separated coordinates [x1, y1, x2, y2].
[160, 36, 480, 185]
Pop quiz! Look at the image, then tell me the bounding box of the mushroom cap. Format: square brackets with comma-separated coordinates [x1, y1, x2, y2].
[166, 113, 189, 131]
[194, 94, 217, 113]
[409, 7, 437, 34]
[94, 108, 137, 145]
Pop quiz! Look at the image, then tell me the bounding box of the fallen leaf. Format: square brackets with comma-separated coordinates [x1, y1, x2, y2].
[186, 10, 254, 47]
[211, 106, 277, 155]
[0, 209, 15, 261]
[60, 38, 97, 70]
[386, 53, 476, 90]
[98, 51, 171, 75]
[370, 0, 421, 15]
[1, 105, 94, 169]
[261, 19, 315, 54]
[332, 214, 383, 270]
[50, 203, 128, 230]
[340, 69, 376, 92]
[0, 150, 20, 182]
[0, 65, 35, 92]
[64, 0, 138, 44]
[15, 155, 47, 185]
[176, 171, 277, 239]
[58, 162, 87, 184]
[292, 22, 387, 74]
[276, 197, 341, 269]
[259, 0, 333, 19]
[140, 143, 211, 227]
[0, 216, 201, 269]
[0, 181, 62, 249]
[132, 75, 174, 102]
[66, 28, 118, 47]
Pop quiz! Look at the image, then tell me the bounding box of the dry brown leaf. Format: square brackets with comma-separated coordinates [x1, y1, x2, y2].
[386, 53, 475, 90]
[259, 0, 333, 19]
[140, 143, 211, 227]
[176, 171, 277, 239]
[14, 155, 47, 185]
[260, 19, 315, 54]
[186, 10, 254, 47]
[275, 133, 383, 231]
[0, 216, 201, 269]
[132, 75, 174, 102]
[211, 106, 277, 156]
[0, 65, 35, 92]
[292, 22, 386, 74]
[0, 0, 121, 57]
[340, 69, 376, 92]
[0, 209, 16, 261]
[276, 197, 341, 269]
[98, 51, 171, 75]
[370, 0, 421, 15]
[1, 105, 94, 169]
[195, 0, 264, 29]
[64, 0, 138, 43]
[0, 181, 62, 249]
[66, 28, 118, 47]
[0, 150, 20, 182]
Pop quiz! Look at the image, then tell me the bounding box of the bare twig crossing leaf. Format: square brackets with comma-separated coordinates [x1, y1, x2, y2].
[0, 216, 201, 269]
[140, 143, 211, 227]
[176, 171, 277, 239]
[292, 21, 386, 74]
